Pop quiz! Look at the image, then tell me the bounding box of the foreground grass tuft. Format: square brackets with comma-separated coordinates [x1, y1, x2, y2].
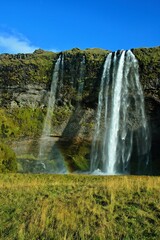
[0, 174, 160, 239]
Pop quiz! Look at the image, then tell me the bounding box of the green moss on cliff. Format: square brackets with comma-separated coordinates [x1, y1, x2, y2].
[61, 48, 109, 108]
[0, 107, 45, 139]
[52, 105, 72, 126]
[10, 107, 45, 137]
[0, 109, 19, 139]
[133, 46, 160, 100]
[0, 50, 56, 85]
[0, 141, 17, 172]
[133, 46, 160, 62]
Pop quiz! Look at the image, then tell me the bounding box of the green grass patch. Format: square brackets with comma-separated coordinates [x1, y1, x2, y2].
[0, 174, 160, 239]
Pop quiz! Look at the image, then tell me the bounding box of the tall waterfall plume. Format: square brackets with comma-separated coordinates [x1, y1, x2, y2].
[38, 54, 66, 173]
[90, 50, 150, 175]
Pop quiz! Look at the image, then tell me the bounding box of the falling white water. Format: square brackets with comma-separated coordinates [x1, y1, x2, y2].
[107, 51, 125, 173]
[90, 50, 150, 175]
[38, 55, 67, 173]
[41, 55, 61, 138]
[127, 50, 150, 173]
[90, 53, 112, 172]
[59, 54, 64, 89]
[77, 55, 85, 100]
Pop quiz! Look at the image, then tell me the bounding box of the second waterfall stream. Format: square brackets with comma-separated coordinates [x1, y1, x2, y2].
[38, 54, 67, 173]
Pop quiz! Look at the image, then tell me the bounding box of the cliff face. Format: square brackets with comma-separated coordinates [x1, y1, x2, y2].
[0, 48, 108, 108]
[0, 50, 56, 107]
[0, 47, 160, 174]
[133, 47, 160, 174]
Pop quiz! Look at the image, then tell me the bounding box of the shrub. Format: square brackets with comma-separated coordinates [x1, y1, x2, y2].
[0, 142, 17, 172]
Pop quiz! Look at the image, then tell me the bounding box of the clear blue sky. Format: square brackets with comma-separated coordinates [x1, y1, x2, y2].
[0, 0, 159, 53]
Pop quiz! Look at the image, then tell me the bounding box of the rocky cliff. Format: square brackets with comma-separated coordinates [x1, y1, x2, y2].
[0, 47, 160, 174]
[133, 47, 160, 174]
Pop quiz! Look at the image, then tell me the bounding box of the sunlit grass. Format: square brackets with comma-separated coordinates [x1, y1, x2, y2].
[0, 174, 160, 239]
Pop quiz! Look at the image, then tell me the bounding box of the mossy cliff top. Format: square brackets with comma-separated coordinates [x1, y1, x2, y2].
[0, 47, 108, 85]
[0, 47, 109, 108]
[0, 46, 159, 104]
[0, 49, 56, 86]
[133, 46, 160, 102]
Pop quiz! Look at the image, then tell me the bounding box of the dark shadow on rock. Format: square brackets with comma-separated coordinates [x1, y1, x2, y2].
[145, 97, 160, 175]
[50, 104, 93, 172]
[61, 105, 85, 140]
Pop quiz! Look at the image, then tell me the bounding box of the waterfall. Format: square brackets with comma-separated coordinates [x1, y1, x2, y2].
[59, 54, 64, 90]
[41, 55, 61, 138]
[77, 55, 85, 101]
[90, 50, 150, 175]
[38, 55, 66, 173]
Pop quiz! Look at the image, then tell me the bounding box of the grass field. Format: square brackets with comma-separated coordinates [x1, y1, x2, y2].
[0, 174, 160, 240]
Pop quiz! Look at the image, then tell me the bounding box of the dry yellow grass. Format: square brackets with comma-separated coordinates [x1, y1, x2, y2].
[0, 174, 160, 239]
